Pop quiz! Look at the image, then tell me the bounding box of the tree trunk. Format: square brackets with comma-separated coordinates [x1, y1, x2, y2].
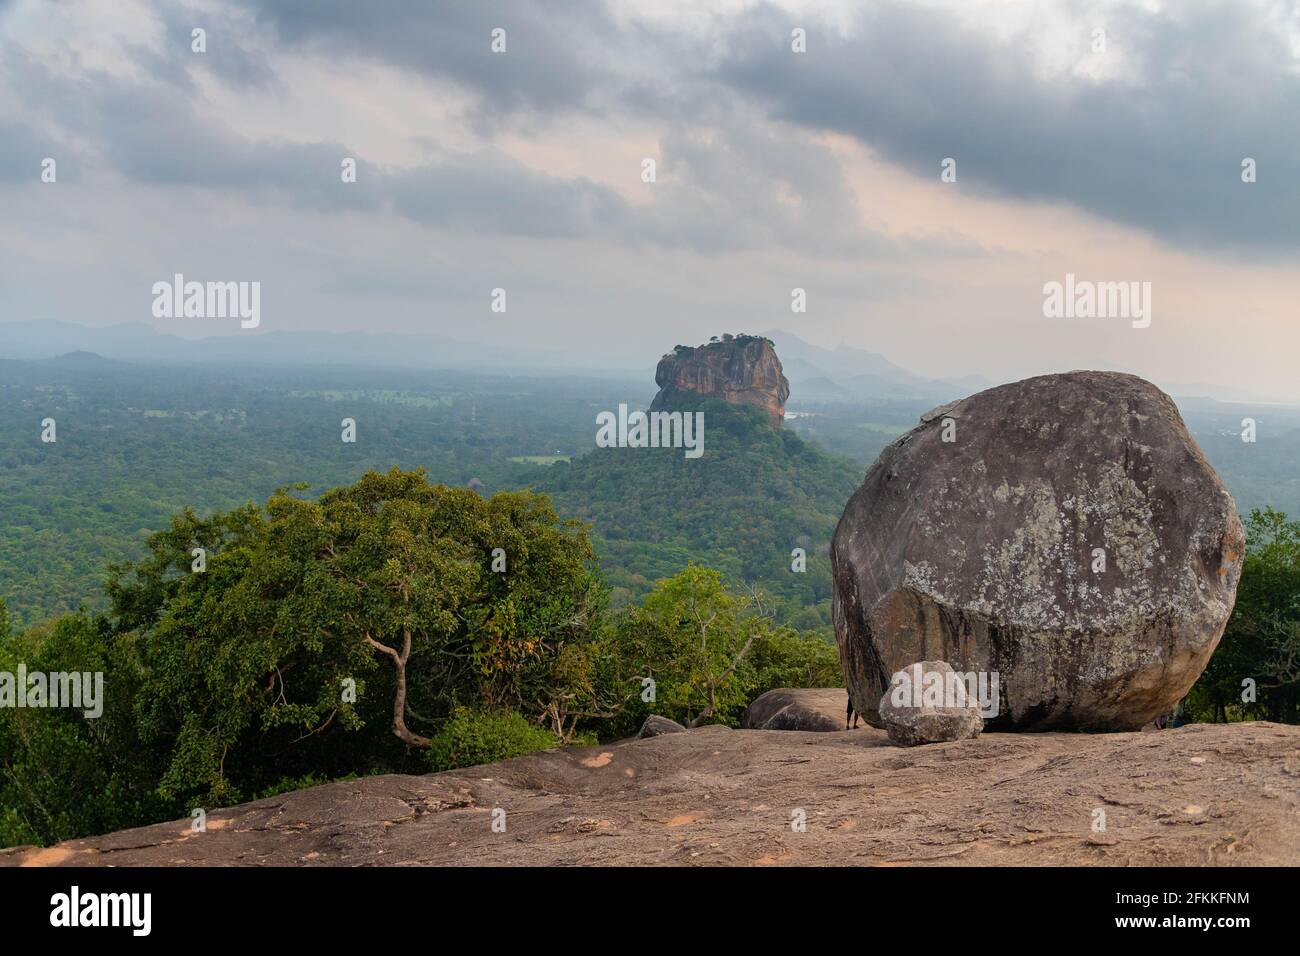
[365, 630, 431, 748]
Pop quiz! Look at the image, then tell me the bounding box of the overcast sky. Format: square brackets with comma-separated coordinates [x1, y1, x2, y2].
[2, 0, 1299, 398]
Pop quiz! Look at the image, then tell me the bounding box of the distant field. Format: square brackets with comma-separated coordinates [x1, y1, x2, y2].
[509, 455, 570, 465]
[286, 389, 453, 408]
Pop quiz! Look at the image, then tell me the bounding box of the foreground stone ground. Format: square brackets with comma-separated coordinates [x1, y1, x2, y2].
[5, 722, 1298, 867]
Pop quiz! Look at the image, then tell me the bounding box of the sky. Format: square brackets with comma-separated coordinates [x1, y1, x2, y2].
[2, 0, 1299, 399]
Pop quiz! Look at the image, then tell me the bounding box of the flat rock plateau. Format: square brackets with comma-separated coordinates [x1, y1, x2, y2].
[4, 722, 1297, 867]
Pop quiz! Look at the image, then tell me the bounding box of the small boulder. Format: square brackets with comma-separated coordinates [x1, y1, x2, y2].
[636, 715, 686, 739]
[743, 688, 847, 732]
[878, 661, 983, 747]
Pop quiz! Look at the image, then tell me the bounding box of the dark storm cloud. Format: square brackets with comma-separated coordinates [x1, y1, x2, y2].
[1, 43, 633, 239]
[2, 31, 882, 255]
[99, 82, 635, 241]
[713, 1, 1300, 250]
[8, 0, 1297, 253]
[233, 0, 622, 116]
[230, 0, 1300, 250]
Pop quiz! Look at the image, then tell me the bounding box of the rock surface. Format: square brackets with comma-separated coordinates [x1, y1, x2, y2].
[832, 371, 1244, 731]
[878, 661, 983, 746]
[5, 722, 1296, 867]
[743, 688, 848, 731]
[650, 335, 790, 427]
[637, 715, 686, 738]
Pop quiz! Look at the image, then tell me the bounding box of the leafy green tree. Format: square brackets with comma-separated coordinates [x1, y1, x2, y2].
[0, 613, 171, 846]
[613, 565, 777, 727]
[107, 468, 600, 804]
[745, 622, 843, 693]
[0, 469, 848, 849]
[1188, 508, 1300, 723]
[534, 566, 843, 739]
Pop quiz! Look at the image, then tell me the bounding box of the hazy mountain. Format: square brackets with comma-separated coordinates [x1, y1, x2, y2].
[42, 350, 121, 369]
[1066, 354, 1293, 405]
[4, 320, 1288, 407]
[0, 319, 582, 372]
[765, 329, 993, 402]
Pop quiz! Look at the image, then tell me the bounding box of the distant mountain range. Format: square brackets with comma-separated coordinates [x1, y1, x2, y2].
[766, 330, 1297, 407]
[0, 319, 1289, 407]
[0, 320, 986, 402]
[0, 319, 576, 372]
[764, 329, 992, 403]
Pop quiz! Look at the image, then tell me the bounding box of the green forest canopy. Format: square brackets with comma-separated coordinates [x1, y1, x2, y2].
[0, 469, 841, 847]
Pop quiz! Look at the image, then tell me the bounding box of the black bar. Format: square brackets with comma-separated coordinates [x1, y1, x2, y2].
[0, 865, 1279, 942]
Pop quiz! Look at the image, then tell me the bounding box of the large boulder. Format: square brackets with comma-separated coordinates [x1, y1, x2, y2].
[832, 371, 1244, 732]
[742, 688, 847, 731]
[879, 661, 984, 746]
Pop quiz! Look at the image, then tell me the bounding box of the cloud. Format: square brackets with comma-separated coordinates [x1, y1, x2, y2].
[0, 12, 900, 256]
[145, 3, 277, 92]
[713, 0, 1300, 251]
[233, 0, 623, 118]
[224, 0, 1300, 251]
[0, 116, 61, 181]
[3, 0, 1300, 400]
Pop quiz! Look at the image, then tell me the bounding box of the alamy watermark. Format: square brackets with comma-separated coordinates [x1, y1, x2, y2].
[887, 663, 1000, 718]
[152, 273, 260, 328]
[50, 886, 150, 936]
[0, 664, 103, 718]
[1042, 273, 1151, 329]
[595, 404, 704, 459]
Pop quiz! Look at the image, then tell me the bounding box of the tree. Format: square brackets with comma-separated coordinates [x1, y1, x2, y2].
[1188, 508, 1300, 723]
[106, 468, 600, 803]
[0, 613, 168, 847]
[615, 564, 772, 727]
[1, 470, 847, 847]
